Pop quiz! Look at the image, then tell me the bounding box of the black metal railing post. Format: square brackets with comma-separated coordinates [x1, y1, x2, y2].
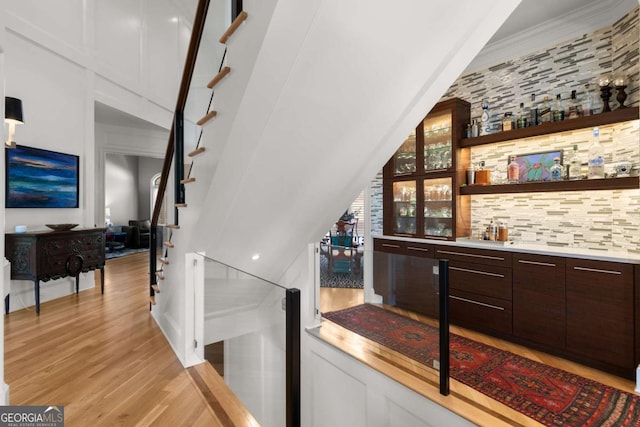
[150, 225, 158, 288]
[286, 288, 301, 427]
[438, 259, 450, 395]
[174, 109, 185, 224]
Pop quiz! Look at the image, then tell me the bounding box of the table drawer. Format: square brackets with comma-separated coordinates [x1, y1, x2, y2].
[449, 261, 512, 300]
[450, 290, 512, 335]
[434, 246, 511, 267]
[373, 238, 405, 255]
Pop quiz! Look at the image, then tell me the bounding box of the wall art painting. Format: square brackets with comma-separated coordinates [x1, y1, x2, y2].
[511, 150, 563, 183]
[5, 145, 79, 208]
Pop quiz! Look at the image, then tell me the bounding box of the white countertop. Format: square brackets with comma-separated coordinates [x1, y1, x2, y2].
[373, 234, 640, 264]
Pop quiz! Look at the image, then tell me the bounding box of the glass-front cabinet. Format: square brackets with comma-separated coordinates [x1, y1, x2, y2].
[393, 130, 416, 176]
[383, 98, 470, 240]
[392, 180, 417, 234]
[424, 113, 452, 172]
[423, 177, 453, 238]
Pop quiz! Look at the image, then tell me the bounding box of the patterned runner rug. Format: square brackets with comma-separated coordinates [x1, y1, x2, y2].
[323, 304, 640, 426]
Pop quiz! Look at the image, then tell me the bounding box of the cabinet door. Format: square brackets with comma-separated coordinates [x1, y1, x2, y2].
[423, 177, 453, 239]
[423, 111, 452, 172]
[392, 130, 416, 176]
[372, 239, 405, 305]
[566, 259, 634, 371]
[391, 180, 418, 236]
[398, 243, 436, 317]
[513, 254, 566, 349]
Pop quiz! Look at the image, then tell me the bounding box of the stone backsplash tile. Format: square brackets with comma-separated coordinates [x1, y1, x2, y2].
[371, 6, 639, 253]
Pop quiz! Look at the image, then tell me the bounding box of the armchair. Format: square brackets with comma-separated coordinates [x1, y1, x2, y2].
[123, 219, 151, 249]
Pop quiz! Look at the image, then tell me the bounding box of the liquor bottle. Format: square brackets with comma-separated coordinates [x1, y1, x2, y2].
[502, 112, 514, 131]
[588, 127, 605, 179]
[529, 93, 539, 126]
[488, 220, 497, 241]
[516, 102, 528, 128]
[471, 119, 479, 137]
[567, 90, 580, 118]
[568, 144, 581, 180]
[582, 84, 600, 116]
[507, 155, 519, 184]
[480, 100, 491, 136]
[540, 96, 552, 123]
[552, 94, 565, 121]
[550, 157, 563, 181]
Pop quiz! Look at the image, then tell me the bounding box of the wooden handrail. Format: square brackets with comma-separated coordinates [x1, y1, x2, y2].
[207, 66, 231, 89]
[219, 11, 248, 44]
[151, 0, 211, 229]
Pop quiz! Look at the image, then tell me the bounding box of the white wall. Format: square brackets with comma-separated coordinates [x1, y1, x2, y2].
[105, 154, 139, 225]
[137, 157, 164, 219]
[1, 0, 188, 311]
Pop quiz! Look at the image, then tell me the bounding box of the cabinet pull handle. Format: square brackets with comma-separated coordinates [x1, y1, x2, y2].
[450, 266, 504, 278]
[573, 266, 622, 275]
[518, 259, 556, 267]
[436, 250, 504, 261]
[450, 295, 505, 311]
[381, 243, 401, 249]
[407, 246, 430, 252]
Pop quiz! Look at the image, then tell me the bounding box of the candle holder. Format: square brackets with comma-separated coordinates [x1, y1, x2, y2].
[598, 75, 613, 113]
[614, 75, 628, 109]
[615, 85, 628, 108]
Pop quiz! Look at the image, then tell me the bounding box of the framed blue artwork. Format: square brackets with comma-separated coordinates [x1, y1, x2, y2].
[511, 150, 563, 183]
[5, 145, 79, 208]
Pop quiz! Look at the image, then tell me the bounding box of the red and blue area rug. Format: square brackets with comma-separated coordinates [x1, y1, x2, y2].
[323, 304, 640, 426]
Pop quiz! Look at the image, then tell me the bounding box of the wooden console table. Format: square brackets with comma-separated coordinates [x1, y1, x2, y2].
[4, 227, 106, 315]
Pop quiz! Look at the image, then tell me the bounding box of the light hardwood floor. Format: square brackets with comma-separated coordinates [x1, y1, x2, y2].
[318, 287, 638, 426]
[5, 254, 635, 426]
[4, 252, 240, 426]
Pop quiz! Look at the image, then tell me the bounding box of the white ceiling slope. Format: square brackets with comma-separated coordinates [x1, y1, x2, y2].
[191, 0, 521, 282]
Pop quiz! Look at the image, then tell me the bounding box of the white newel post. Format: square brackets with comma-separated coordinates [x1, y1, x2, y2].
[184, 252, 205, 367]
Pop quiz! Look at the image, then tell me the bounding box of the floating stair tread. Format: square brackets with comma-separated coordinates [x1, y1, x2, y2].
[196, 111, 217, 126]
[219, 11, 248, 44]
[159, 257, 170, 265]
[150, 295, 156, 305]
[175, 203, 187, 208]
[207, 66, 230, 89]
[151, 284, 161, 293]
[166, 224, 180, 229]
[188, 147, 206, 157]
[156, 272, 164, 280]
[163, 241, 175, 248]
[181, 177, 196, 184]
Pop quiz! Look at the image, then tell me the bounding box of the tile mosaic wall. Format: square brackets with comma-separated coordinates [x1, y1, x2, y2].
[371, 6, 640, 253]
[370, 172, 383, 235]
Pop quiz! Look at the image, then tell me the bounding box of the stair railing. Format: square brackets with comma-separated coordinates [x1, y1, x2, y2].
[150, 0, 212, 299]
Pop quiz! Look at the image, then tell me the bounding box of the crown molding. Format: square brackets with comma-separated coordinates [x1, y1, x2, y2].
[464, 0, 637, 74]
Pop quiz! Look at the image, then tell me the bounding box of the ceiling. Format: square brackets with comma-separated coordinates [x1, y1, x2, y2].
[95, 0, 634, 131]
[489, 0, 603, 44]
[94, 102, 167, 132]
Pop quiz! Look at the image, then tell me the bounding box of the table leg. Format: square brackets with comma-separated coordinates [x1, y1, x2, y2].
[35, 280, 40, 315]
[100, 267, 105, 294]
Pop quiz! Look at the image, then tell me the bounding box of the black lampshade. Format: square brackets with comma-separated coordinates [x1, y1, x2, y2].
[5, 97, 23, 124]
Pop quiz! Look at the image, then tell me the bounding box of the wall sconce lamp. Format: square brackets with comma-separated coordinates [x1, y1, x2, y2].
[105, 207, 112, 227]
[5, 97, 24, 149]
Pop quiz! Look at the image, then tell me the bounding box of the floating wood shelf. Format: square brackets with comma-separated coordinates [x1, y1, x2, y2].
[459, 176, 639, 195]
[460, 108, 639, 148]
